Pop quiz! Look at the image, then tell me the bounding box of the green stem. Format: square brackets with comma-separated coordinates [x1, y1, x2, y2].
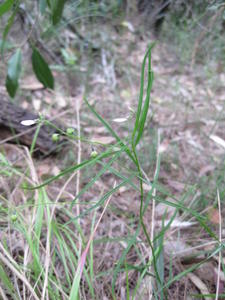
[131, 142, 161, 285]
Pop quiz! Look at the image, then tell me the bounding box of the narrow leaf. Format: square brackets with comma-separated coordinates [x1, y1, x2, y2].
[132, 43, 155, 143]
[52, 0, 66, 25]
[1, 1, 19, 55]
[39, 0, 47, 14]
[5, 48, 22, 97]
[24, 149, 119, 190]
[32, 48, 54, 89]
[135, 47, 154, 146]
[84, 97, 136, 164]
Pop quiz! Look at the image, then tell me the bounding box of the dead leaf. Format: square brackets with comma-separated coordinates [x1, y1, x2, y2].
[153, 97, 163, 104]
[44, 96, 52, 104]
[164, 240, 192, 257]
[166, 180, 185, 192]
[21, 100, 29, 109]
[210, 135, 225, 149]
[21, 75, 44, 90]
[91, 136, 115, 144]
[195, 262, 215, 282]
[207, 87, 214, 97]
[159, 139, 170, 153]
[155, 202, 176, 219]
[33, 99, 41, 111]
[155, 218, 196, 228]
[121, 21, 135, 32]
[52, 166, 60, 176]
[208, 208, 220, 224]
[187, 273, 210, 300]
[113, 117, 129, 123]
[55, 94, 67, 108]
[142, 182, 152, 191]
[214, 267, 225, 282]
[198, 165, 215, 177]
[84, 127, 107, 134]
[37, 164, 51, 177]
[170, 219, 197, 228]
[118, 186, 129, 193]
[120, 89, 131, 99]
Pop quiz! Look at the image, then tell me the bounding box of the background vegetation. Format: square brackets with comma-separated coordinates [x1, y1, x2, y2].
[0, 0, 225, 299]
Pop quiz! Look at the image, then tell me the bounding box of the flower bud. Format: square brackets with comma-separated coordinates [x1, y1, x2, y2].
[90, 150, 98, 158]
[52, 133, 60, 142]
[11, 213, 17, 222]
[66, 127, 75, 136]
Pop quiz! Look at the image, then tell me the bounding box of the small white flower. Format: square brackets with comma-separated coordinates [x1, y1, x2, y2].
[20, 119, 39, 126]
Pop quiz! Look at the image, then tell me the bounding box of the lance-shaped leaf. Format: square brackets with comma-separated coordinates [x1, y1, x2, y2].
[52, 0, 66, 25]
[1, 1, 19, 55]
[48, 0, 66, 25]
[32, 48, 54, 89]
[6, 48, 22, 97]
[0, 0, 14, 18]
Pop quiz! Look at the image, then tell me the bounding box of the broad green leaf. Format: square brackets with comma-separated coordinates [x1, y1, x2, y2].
[32, 48, 54, 89]
[6, 75, 18, 97]
[5, 48, 22, 97]
[0, 0, 14, 18]
[7, 49, 21, 80]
